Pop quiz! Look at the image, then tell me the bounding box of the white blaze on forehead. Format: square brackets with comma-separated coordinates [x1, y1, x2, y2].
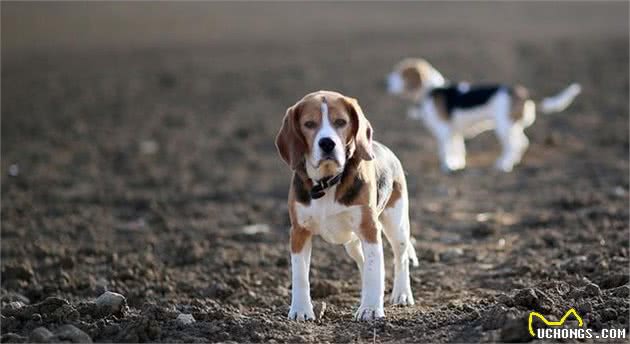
[316, 97, 335, 141]
[321, 97, 328, 117]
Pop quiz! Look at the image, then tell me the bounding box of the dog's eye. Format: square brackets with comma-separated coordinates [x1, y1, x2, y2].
[334, 119, 347, 128]
[304, 121, 317, 129]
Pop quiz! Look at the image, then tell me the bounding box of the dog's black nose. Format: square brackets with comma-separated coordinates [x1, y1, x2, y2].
[318, 138, 335, 154]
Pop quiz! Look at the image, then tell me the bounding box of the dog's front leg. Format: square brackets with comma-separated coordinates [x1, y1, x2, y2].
[354, 210, 385, 321]
[288, 226, 315, 321]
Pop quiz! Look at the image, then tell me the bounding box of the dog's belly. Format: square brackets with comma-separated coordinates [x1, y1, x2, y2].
[451, 107, 495, 137]
[294, 189, 361, 245]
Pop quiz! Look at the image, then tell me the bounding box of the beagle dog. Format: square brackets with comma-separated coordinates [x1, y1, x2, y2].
[386, 58, 581, 172]
[275, 90, 418, 321]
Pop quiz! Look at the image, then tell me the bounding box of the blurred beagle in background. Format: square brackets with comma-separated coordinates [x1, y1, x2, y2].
[386, 58, 581, 172]
[275, 90, 418, 321]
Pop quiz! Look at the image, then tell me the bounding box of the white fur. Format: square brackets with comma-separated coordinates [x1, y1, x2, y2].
[387, 73, 405, 94]
[307, 101, 346, 180]
[381, 196, 415, 305]
[288, 182, 415, 321]
[355, 242, 385, 321]
[540, 83, 582, 114]
[288, 239, 315, 321]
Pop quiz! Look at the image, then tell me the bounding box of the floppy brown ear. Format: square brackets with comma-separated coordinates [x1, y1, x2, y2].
[401, 64, 423, 91]
[275, 104, 306, 169]
[344, 97, 375, 161]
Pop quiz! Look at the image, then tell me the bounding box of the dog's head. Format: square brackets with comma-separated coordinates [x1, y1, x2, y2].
[386, 58, 446, 101]
[275, 91, 374, 180]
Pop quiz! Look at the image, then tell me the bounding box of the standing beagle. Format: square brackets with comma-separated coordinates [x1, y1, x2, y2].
[387, 58, 581, 172]
[275, 91, 418, 321]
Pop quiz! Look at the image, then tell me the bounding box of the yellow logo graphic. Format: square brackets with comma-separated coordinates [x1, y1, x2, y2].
[528, 308, 584, 337]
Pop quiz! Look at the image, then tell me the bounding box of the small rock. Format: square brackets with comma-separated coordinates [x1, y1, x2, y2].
[139, 140, 159, 155]
[601, 308, 617, 322]
[314, 301, 327, 320]
[513, 288, 539, 309]
[242, 224, 270, 235]
[584, 282, 602, 297]
[176, 313, 196, 325]
[497, 293, 514, 307]
[6, 301, 25, 310]
[95, 291, 127, 316]
[8, 164, 19, 177]
[1, 292, 30, 305]
[94, 278, 108, 295]
[55, 325, 92, 343]
[439, 248, 464, 263]
[0, 332, 27, 343]
[29, 327, 54, 343]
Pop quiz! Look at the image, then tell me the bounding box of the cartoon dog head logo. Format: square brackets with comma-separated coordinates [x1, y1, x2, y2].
[528, 308, 584, 337]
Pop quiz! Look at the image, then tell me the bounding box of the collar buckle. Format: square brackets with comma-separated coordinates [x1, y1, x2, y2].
[310, 173, 343, 199]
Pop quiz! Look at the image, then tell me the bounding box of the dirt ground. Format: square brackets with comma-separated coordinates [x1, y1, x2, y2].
[1, 2, 629, 343]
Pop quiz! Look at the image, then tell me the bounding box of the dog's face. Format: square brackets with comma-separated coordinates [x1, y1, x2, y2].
[276, 91, 374, 180]
[386, 58, 443, 101]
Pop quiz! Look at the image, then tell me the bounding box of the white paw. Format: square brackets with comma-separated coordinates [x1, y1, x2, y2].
[494, 159, 514, 172]
[441, 162, 465, 174]
[354, 305, 385, 321]
[288, 303, 315, 321]
[390, 287, 415, 306]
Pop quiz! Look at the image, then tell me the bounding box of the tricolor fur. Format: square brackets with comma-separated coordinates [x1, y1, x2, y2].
[387, 58, 581, 172]
[276, 91, 418, 321]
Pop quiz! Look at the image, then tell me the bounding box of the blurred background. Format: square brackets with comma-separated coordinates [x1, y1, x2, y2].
[2, 2, 628, 343]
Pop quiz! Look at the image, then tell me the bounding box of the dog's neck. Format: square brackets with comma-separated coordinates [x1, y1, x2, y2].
[413, 66, 448, 105]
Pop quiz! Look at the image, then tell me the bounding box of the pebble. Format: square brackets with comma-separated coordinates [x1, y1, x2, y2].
[601, 308, 617, 322]
[314, 301, 327, 320]
[176, 313, 196, 325]
[583, 282, 602, 297]
[439, 248, 464, 263]
[95, 291, 127, 316]
[29, 327, 54, 343]
[55, 324, 92, 343]
[242, 224, 270, 235]
[513, 288, 539, 309]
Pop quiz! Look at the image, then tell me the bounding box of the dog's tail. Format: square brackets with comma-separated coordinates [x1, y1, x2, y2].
[408, 237, 419, 267]
[539, 83, 582, 114]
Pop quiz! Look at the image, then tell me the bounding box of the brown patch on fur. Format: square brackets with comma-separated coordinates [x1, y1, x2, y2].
[359, 206, 379, 243]
[432, 92, 451, 121]
[287, 194, 311, 253]
[401, 66, 422, 91]
[335, 158, 375, 207]
[510, 85, 530, 121]
[290, 225, 311, 253]
[385, 181, 402, 208]
[288, 177, 313, 253]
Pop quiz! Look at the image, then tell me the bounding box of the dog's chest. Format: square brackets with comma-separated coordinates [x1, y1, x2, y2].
[294, 187, 360, 245]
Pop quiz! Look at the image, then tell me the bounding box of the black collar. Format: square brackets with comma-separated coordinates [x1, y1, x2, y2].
[310, 172, 343, 199]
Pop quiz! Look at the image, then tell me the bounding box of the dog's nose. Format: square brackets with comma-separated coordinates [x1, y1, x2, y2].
[318, 138, 336, 154]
